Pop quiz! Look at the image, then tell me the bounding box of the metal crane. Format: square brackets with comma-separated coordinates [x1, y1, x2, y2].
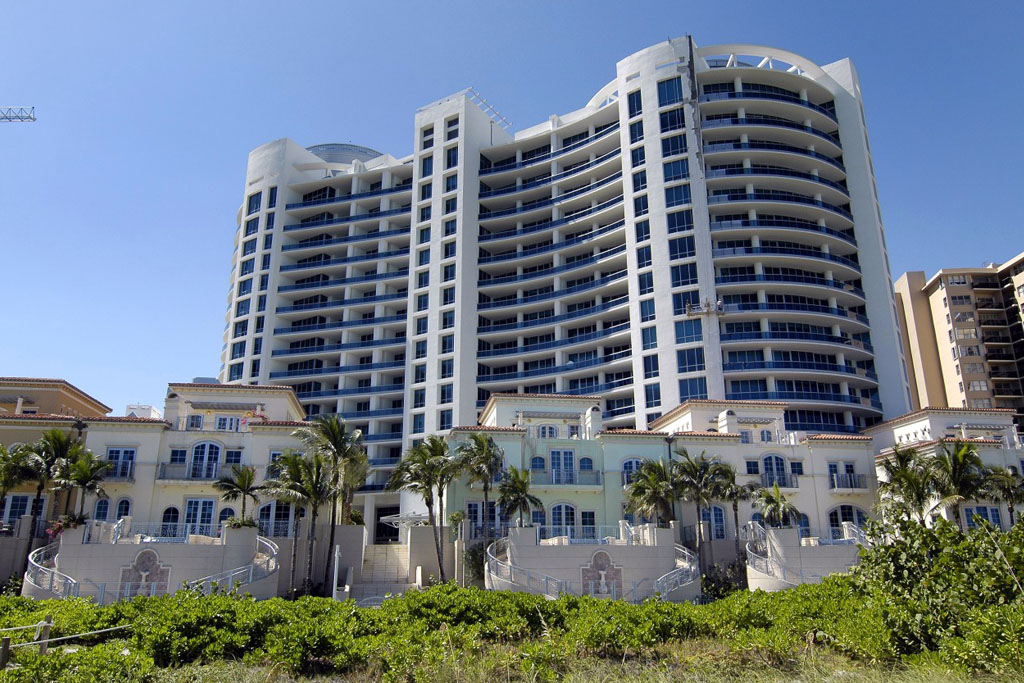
[1, 107, 36, 122]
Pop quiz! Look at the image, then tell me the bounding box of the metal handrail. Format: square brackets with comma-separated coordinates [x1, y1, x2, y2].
[485, 537, 565, 599]
[653, 544, 699, 596]
[24, 543, 79, 598]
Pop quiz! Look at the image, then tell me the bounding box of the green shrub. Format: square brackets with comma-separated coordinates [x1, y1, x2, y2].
[4, 640, 155, 682]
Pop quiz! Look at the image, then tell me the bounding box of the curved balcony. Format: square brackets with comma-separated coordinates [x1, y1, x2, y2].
[337, 408, 404, 419]
[707, 190, 853, 223]
[477, 295, 629, 334]
[269, 360, 405, 379]
[280, 249, 408, 273]
[478, 244, 627, 289]
[478, 196, 624, 243]
[703, 140, 845, 173]
[709, 217, 856, 247]
[282, 227, 410, 253]
[270, 337, 406, 357]
[273, 314, 406, 336]
[722, 361, 878, 382]
[479, 171, 623, 221]
[277, 269, 409, 293]
[296, 384, 405, 400]
[285, 184, 412, 211]
[719, 330, 874, 355]
[561, 377, 633, 396]
[479, 123, 619, 176]
[701, 116, 841, 152]
[479, 149, 621, 199]
[699, 90, 838, 123]
[705, 166, 849, 199]
[479, 220, 625, 265]
[715, 273, 864, 299]
[712, 246, 860, 273]
[283, 207, 411, 233]
[477, 321, 630, 358]
[725, 391, 882, 412]
[722, 302, 869, 327]
[275, 292, 406, 315]
[602, 404, 636, 419]
[478, 270, 627, 310]
[478, 349, 631, 383]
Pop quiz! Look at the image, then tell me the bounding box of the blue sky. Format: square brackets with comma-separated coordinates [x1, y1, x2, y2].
[1, 1, 1021, 414]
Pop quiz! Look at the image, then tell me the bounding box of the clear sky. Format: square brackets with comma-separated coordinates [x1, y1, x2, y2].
[2, 1, 1022, 415]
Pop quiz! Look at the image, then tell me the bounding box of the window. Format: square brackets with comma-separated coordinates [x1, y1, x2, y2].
[421, 155, 433, 175]
[790, 461, 804, 476]
[672, 290, 699, 315]
[640, 299, 656, 322]
[629, 120, 644, 144]
[247, 191, 261, 215]
[235, 299, 250, 316]
[415, 340, 427, 359]
[657, 77, 683, 106]
[259, 274, 268, 291]
[643, 354, 659, 379]
[216, 416, 240, 431]
[225, 449, 242, 465]
[627, 90, 642, 118]
[665, 184, 691, 207]
[418, 248, 430, 266]
[240, 259, 254, 276]
[671, 263, 698, 287]
[669, 236, 695, 260]
[412, 388, 425, 408]
[440, 358, 454, 378]
[622, 458, 643, 485]
[244, 217, 259, 236]
[642, 326, 657, 350]
[701, 506, 726, 539]
[413, 270, 430, 290]
[237, 279, 252, 297]
[444, 174, 457, 192]
[444, 218, 457, 236]
[443, 241, 456, 259]
[442, 287, 455, 305]
[678, 377, 708, 400]
[232, 320, 247, 338]
[663, 159, 689, 182]
[441, 334, 454, 353]
[230, 341, 246, 360]
[659, 107, 684, 133]
[667, 209, 693, 233]
[632, 170, 647, 192]
[966, 507, 1003, 529]
[261, 254, 271, 271]
[645, 383, 661, 408]
[420, 183, 432, 201]
[255, 316, 263, 333]
[443, 264, 456, 281]
[115, 498, 131, 519]
[630, 146, 646, 167]
[677, 347, 705, 373]
[635, 220, 650, 242]
[253, 337, 262, 354]
[265, 213, 274, 230]
[419, 206, 431, 222]
[416, 317, 428, 335]
[419, 226, 431, 244]
[94, 499, 109, 522]
[633, 195, 648, 216]
[661, 134, 686, 158]
[444, 197, 457, 214]
[445, 146, 458, 169]
[439, 409, 453, 430]
[538, 425, 558, 438]
[634, 244, 651, 268]
[531, 456, 546, 471]
[746, 461, 760, 475]
[439, 384, 453, 404]
[416, 293, 429, 312]
[638, 271, 654, 294]
[414, 364, 426, 383]
[412, 413, 425, 433]
[441, 310, 455, 329]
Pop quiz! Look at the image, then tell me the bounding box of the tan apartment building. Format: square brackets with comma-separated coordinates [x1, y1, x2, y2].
[895, 251, 1024, 432]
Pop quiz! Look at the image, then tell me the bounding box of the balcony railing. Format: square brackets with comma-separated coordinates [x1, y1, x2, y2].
[280, 248, 409, 272]
[296, 384, 405, 400]
[707, 191, 853, 221]
[715, 273, 864, 298]
[275, 292, 405, 314]
[479, 123, 619, 176]
[283, 207, 410, 232]
[104, 463, 135, 481]
[701, 116, 841, 147]
[530, 470, 602, 486]
[477, 219, 625, 265]
[478, 268, 626, 309]
[281, 227, 410, 252]
[268, 360, 405, 379]
[285, 184, 411, 210]
[157, 463, 221, 481]
[273, 314, 406, 335]
[712, 245, 860, 271]
[477, 196, 623, 242]
[761, 472, 799, 488]
[722, 301, 868, 325]
[478, 245, 626, 287]
[702, 140, 845, 172]
[277, 268, 409, 292]
[722, 360, 877, 381]
[829, 473, 867, 489]
[705, 167, 849, 196]
[477, 321, 630, 357]
[709, 217, 856, 246]
[479, 350, 630, 383]
[271, 337, 406, 357]
[719, 330, 874, 353]
[477, 295, 628, 333]
[479, 149, 621, 198]
[699, 90, 839, 122]
[727, 391, 882, 410]
[479, 171, 622, 220]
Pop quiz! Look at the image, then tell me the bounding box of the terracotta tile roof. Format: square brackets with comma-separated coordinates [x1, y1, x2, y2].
[168, 383, 296, 392]
[648, 399, 787, 430]
[804, 433, 873, 442]
[88, 416, 170, 425]
[0, 413, 168, 426]
[597, 429, 669, 436]
[672, 430, 743, 439]
[875, 437, 1005, 458]
[0, 412, 77, 422]
[450, 426, 527, 433]
[863, 406, 1016, 432]
[0, 377, 111, 412]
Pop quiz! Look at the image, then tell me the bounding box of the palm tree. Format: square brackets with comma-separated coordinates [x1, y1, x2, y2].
[388, 435, 460, 582]
[625, 459, 677, 527]
[717, 465, 760, 557]
[673, 448, 730, 569]
[931, 440, 988, 532]
[497, 466, 542, 527]
[457, 433, 505, 543]
[291, 415, 363, 593]
[984, 467, 1024, 526]
[0, 443, 31, 519]
[37, 429, 86, 516]
[338, 452, 369, 529]
[53, 451, 111, 517]
[876, 445, 935, 524]
[213, 464, 262, 520]
[262, 451, 335, 595]
[753, 482, 800, 528]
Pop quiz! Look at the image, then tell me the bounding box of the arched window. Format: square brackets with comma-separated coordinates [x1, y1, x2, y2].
[762, 454, 787, 486]
[94, 499, 109, 521]
[622, 458, 643, 485]
[218, 507, 235, 526]
[798, 513, 811, 539]
[751, 511, 764, 526]
[258, 501, 294, 537]
[760, 429, 772, 443]
[530, 456, 546, 471]
[551, 503, 576, 535]
[701, 505, 726, 540]
[190, 442, 221, 479]
[537, 425, 558, 438]
[828, 505, 868, 539]
[161, 507, 179, 537]
[115, 498, 131, 519]
[578, 457, 594, 471]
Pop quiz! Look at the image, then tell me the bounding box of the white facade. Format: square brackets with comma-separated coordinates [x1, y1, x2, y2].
[219, 38, 910, 520]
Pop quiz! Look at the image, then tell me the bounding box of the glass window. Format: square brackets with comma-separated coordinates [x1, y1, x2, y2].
[669, 236, 695, 260]
[444, 197, 457, 214]
[268, 187, 277, 208]
[645, 383, 661, 408]
[412, 414, 425, 433]
[421, 156, 433, 176]
[444, 219, 457, 236]
[661, 134, 686, 157]
[418, 249, 430, 266]
[417, 293, 429, 311]
[445, 146, 458, 169]
[642, 326, 657, 350]
[441, 310, 455, 329]
[627, 90, 642, 118]
[664, 159, 689, 182]
[640, 299, 656, 322]
[657, 77, 683, 106]
[667, 209, 693, 233]
[671, 263, 698, 287]
[439, 409, 453, 430]
[443, 241, 456, 259]
[634, 220, 650, 242]
[420, 183, 432, 201]
[630, 146, 646, 168]
[440, 358, 454, 378]
[443, 264, 456, 281]
[442, 286, 455, 305]
[665, 184, 691, 207]
[419, 226, 431, 244]
[413, 388, 426, 408]
[439, 384, 453, 404]
[638, 271, 654, 294]
[629, 120, 644, 144]
[632, 170, 647, 192]
[415, 340, 427, 359]
[413, 364, 426, 383]
[444, 174, 457, 192]
[416, 317, 428, 335]
[659, 107, 684, 133]
[677, 347, 705, 373]
[247, 191, 262, 215]
[441, 334, 454, 353]
[417, 270, 429, 288]
[679, 377, 708, 400]
[636, 245, 652, 268]
[643, 354, 659, 379]
[244, 217, 259, 236]
[633, 195, 648, 216]
[237, 279, 252, 297]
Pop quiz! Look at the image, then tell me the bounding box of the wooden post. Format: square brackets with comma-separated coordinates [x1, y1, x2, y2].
[38, 615, 52, 655]
[1, 636, 11, 669]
